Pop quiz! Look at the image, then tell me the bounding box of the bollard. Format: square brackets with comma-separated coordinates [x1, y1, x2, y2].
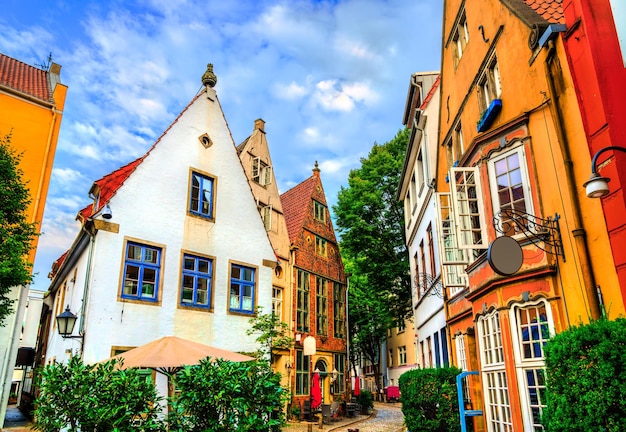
[307, 424, 313, 432]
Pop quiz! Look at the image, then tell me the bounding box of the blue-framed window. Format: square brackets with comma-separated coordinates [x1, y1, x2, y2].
[190, 171, 214, 218]
[229, 264, 255, 314]
[123, 242, 161, 302]
[181, 254, 213, 308]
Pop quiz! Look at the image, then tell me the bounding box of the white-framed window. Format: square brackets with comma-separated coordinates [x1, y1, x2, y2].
[478, 56, 502, 112]
[388, 349, 394, 366]
[488, 146, 534, 236]
[478, 311, 513, 431]
[314, 200, 326, 222]
[272, 287, 283, 321]
[252, 157, 272, 186]
[398, 346, 407, 365]
[454, 333, 468, 371]
[435, 192, 468, 295]
[261, 205, 272, 231]
[450, 166, 489, 250]
[451, 10, 469, 67]
[509, 300, 553, 431]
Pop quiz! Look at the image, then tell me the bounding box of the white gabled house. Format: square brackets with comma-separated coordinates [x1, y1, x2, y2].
[40, 65, 276, 376]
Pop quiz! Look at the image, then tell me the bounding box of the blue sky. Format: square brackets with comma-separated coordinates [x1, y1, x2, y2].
[1, 0, 442, 292]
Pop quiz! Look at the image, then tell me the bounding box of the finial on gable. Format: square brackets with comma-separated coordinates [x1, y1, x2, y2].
[202, 63, 217, 88]
[313, 161, 320, 176]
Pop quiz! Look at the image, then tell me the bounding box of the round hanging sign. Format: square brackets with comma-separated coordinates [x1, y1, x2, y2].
[487, 236, 523, 276]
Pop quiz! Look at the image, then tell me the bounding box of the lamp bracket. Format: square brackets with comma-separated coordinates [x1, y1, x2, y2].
[492, 209, 564, 260]
[414, 273, 443, 299]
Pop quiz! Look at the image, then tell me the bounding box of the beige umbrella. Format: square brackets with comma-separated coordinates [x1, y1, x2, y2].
[110, 335, 255, 374]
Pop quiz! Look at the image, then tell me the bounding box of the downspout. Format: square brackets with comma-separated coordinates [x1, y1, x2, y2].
[32, 107, 58, 226]
[76, 224, 96, 356]
[543, 38, 602, 320]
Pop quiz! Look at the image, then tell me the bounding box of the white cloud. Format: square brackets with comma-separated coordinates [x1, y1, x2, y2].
[273, 81, 308, 100]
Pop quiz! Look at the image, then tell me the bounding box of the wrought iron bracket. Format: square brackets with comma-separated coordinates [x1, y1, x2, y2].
[414, 273, 444, 299]
[492, 208, 565, 261]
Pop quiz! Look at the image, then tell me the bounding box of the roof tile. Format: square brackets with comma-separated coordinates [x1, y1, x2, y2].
[523, 0, 565, 24]
[280, 176, 318, 242]
[0, 53, 51, 102]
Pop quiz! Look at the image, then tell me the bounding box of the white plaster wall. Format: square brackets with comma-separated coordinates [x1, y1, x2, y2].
[46, 88, 275, 365]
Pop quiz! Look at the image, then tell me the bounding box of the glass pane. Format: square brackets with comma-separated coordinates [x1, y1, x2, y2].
[243, 268, 254, 281]
[143, 268, 156, 283]
[231, 266, 241, 279]
[124, 281, 138, 296]
[510, 168, 522, 186]
[198, 259, 209, 274]
[145, 248, 158, 264]
[127, 245, 141, 260]
[184, 257, 195, 271]
[142, 283, 155, 298]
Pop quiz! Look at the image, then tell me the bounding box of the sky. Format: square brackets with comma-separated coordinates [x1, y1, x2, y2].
[1, 0, 442, 292]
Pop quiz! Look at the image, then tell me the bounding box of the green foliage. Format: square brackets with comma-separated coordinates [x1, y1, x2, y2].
[0, 133, 39, 326]
[356, 389, 374, 411]
[542, 318, 626, 432]
[246, 306, 293, 358]
[169, 357, 288, 431]
[33, 356, 165, 432]
[399, 367, 461, 432]
[334, 128, 412, 386]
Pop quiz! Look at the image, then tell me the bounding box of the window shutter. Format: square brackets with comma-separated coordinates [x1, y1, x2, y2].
[263, 166, 272, 186]
[262, 205, 272, 231]
[435, 192, 469, 288]
[450, 167, 489, 249]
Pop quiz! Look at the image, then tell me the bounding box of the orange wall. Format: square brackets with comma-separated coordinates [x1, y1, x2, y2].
[0, 82, 67, 264]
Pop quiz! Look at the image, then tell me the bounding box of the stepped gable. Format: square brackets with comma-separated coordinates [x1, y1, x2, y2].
[0, 53, 51, 102]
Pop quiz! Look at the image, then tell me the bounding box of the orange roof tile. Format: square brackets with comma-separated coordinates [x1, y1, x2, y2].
[523, 0, 565, 24]
[0, 52, 52, 102]
[419, 75, 440, 111]
[280, 175, 317, 242]
[48, 249, 69, 279]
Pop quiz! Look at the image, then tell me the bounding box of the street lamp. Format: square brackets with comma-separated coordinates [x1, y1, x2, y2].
[583, 146, 626, 198]
[56, 306, 83, 340]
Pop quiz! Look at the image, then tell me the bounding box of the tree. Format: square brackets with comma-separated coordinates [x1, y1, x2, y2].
[246, 306, 293, 359]
[334, 128, 412, 390]
[34, 356, 165, 432]
[0, 133, 39, 326]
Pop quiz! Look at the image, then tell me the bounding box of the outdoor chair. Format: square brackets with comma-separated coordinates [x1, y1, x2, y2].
[322, 404, 332, 424]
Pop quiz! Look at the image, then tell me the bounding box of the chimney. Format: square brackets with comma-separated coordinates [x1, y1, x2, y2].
[254, 118, 265, 132]
[48, 62, 62, 91]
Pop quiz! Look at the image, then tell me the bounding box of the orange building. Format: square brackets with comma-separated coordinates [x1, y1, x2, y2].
[0, 53, 66, 425]
[435, 1, 624, 431]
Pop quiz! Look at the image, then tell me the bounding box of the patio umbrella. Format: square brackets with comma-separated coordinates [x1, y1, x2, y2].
[311, 372, 322, 409]
[353, 376, 361, 396]
[109, 335, 254, 375]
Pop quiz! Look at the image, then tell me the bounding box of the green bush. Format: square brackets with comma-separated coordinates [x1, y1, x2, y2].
[34, 356, 164, 432]
[356, 390, 374, 413]
[543, 318, 626, 432]
[399, 367, 461, 432]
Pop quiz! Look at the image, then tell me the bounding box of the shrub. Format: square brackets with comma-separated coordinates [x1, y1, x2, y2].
[399, 367, 461, 432]
[356, 390, 374, 413]
[542, 318, 626, 432]
[33, 356, 164, 432]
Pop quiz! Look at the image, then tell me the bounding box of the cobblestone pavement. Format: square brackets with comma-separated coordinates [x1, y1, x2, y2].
[282, 402, 405, 432]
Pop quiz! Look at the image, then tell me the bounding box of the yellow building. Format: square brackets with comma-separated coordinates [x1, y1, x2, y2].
[435, 1, 624, 430]
[0, 52, 66, 424]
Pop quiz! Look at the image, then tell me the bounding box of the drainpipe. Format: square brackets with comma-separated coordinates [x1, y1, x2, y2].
[543, 38, 602, 320]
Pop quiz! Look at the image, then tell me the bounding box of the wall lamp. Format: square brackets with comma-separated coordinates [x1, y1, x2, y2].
[93, 204, 113, 220]
[583, 146, 626, 198]
[56, 306, 84, 340]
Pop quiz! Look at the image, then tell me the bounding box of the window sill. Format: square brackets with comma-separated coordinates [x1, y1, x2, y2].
[477, 99, 502, 133]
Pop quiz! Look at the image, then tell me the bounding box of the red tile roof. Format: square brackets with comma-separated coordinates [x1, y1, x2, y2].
[0, 53, 52, 102]
[280, 175, 317, 242]
[420, 75, 440, 111]
[523, 0, 565, 24]
[48, 249, 69, 279]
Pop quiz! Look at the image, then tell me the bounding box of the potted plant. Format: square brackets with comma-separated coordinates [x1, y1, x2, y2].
[291, 405, 301, 421]
[356, 390, 374, 415]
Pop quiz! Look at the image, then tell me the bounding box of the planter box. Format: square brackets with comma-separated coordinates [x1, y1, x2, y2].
[477, 98, 502, 132]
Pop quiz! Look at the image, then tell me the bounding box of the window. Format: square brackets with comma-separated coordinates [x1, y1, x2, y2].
[478, 56, 502, 112]
[314, 200, 326, 222]
[333, 354, 345, 393]
[388, 349, 394, 367]
[122, 242, 161, 302]
[229, 264, 255, 314]
[488, 146, 533, 236]
[420, 340, 425, 368]
[478, 311, 513, 431]
[510, 301, 552, 431]
[315, 236, 327, 257]
[397, 321, 406, 333]
[272, 287, 283, 321]
[441, 328, 450, 367]
[180, 254, 213, 309]
[261, 205, 272, 231]
[451, 11, 469, 67]
[333, 283, 346, 338]
[455, 334, 468, 371]
[427, 224, 436, 277]
[435, 192, 468, 294]
[398, 346, 407, 365]
[316, 277, 328, 335]
[252, 157, 272, 186]
[416, 150, 425, 196]
[434, 332, 441, 367]
[450, 167, 488, 250]
[297, 270, 310, 332]
[426, 336, 433, 367]
[296, 350, 310, 395]
[189, 171, 215, 219]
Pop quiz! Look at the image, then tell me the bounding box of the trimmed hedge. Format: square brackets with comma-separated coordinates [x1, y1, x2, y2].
[543, 318, 626, 432]
[399, 367, 461, 432]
